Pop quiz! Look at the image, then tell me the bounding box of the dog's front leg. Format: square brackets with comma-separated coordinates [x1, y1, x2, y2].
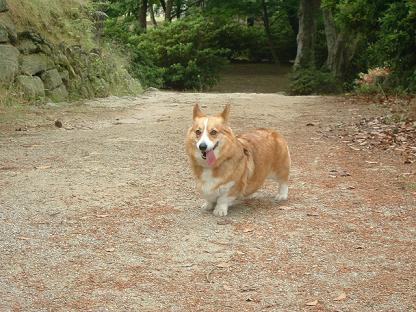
[213, 195, 234, 217]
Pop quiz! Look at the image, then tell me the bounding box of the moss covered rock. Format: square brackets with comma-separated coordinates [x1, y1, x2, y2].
[20, 53, 53, 75]
[16, 75, 45, 98]
[0, 44, 19, 84]
[41, 69, 63, 90]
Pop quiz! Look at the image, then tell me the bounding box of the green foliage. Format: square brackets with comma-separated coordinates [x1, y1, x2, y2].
[101, 0, 298, 89]
[206, 0, 297, 63]
[9, 0, 96, 48]
[136, 15, 229, 90]
[368, 1, 416, 92]
[214, 22, 269, 62]
[269, 9, 297, 61]
[289, 68, 341, 95]
[102, 16, 164, 88]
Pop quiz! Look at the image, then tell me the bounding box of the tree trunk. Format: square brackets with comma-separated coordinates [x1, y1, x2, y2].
[294, 0, 320, 69]
[175, 0, 182, 19]
[261, 0, 279, 64]
[138, 0, 148, 30]
[322, 6, 357, 80]
[160, 0, 166, 13]
[149, 4, 158, 27]
[322, 7, 343, 78]
[165, 0, 173, 22]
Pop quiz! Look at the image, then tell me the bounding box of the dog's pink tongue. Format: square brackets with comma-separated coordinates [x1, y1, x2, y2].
[206, 150, 216, 166]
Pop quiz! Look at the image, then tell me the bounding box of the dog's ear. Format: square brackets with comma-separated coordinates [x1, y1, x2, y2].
[193, 104, 205, 119]
[220, 104, 230, 123]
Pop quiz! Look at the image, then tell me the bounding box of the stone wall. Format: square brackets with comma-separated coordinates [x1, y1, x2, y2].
[0, 0, 141, 102]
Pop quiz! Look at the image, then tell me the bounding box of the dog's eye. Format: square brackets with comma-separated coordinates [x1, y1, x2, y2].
[195, 129, 201, 136]
[210, 129, 218, 136]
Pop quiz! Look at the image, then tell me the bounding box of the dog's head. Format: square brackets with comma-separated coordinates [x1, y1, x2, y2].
[187, 104, 231, 166]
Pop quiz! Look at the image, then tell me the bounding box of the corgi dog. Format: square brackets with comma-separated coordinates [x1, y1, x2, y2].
[185, 104, 291, 216]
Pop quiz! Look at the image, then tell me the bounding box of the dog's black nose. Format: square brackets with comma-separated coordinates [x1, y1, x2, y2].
[199, 143, 207, 151]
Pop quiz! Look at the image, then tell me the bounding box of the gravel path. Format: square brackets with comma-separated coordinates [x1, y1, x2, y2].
[0, 91, 415, 311]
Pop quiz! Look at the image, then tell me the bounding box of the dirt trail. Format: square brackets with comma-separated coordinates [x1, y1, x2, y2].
[0, 91, 415, 311]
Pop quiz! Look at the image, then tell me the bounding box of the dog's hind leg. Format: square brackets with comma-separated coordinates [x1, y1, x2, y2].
[273, 169, 289, 202]
[275, 179, 288, 201]
[272, 145, 290, 202]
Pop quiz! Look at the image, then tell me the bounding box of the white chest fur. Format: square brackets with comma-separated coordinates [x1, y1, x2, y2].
[198, 168, 234, 201]
[199, 168, 220, 197]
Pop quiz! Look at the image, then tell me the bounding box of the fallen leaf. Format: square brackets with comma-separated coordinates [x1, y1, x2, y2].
[333, 292, 347, 301]
[306, 300, 318, 306]
[223, 285, 233, 291]
[278, 205, 294, 210]
[210, 240, 229, 245]
[216, 262, 232, 268]
[96, 214, 109, 218]
[243, 226, 254, 233]
[34, 165, 51, 170]
[240, 286, 258, 292]
[348, 145, 361, 151]
[17, 236, 30, 240]
[217, 219, 232, 225]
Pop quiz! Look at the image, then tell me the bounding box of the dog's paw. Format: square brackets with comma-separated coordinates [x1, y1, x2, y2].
[275, 193, 288, 202]
[201, 202, 215, 211]
[213, 205, 228, 217]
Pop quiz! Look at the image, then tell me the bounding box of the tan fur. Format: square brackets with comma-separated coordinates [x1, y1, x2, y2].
[186, 104, 291, 216]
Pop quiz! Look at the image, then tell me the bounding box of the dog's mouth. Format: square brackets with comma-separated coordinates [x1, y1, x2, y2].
[200, 141, 219, 166]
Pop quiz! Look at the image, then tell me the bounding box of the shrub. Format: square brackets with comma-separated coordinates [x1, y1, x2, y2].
[102, 17, 164, 88]
[136, 15, 229, 90]
[215, 22, 269, 62]
[367, 0, 416, 93]
[289, 68, 342, 95]
[353, 66, 391, 94]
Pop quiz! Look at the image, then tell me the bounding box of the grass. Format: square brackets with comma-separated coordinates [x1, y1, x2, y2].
[7, 0, 95, 48]
[2, 0, 143, 107]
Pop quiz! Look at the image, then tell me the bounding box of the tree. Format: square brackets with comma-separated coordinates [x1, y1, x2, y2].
[294, 0, 320, 69]
[260, 0, 279, 64]
[160, 0, 173, 21]
[138, 0, 148, 30]
[149, 3, 158, 27]
[321, 6, 359, 80]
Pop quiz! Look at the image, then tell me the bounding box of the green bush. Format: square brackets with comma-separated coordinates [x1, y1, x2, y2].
[368, 1, 416, 93]
[215, 22, 269, 62]
[103, 17, 165, 88]
[136, 15, 229, 90]
[269, 10, 297, 62]
[213, 13, 296, 63]
[289, 68, 342, 95]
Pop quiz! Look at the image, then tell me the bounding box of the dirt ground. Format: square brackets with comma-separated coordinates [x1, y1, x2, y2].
[0, 91, 415, 311]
